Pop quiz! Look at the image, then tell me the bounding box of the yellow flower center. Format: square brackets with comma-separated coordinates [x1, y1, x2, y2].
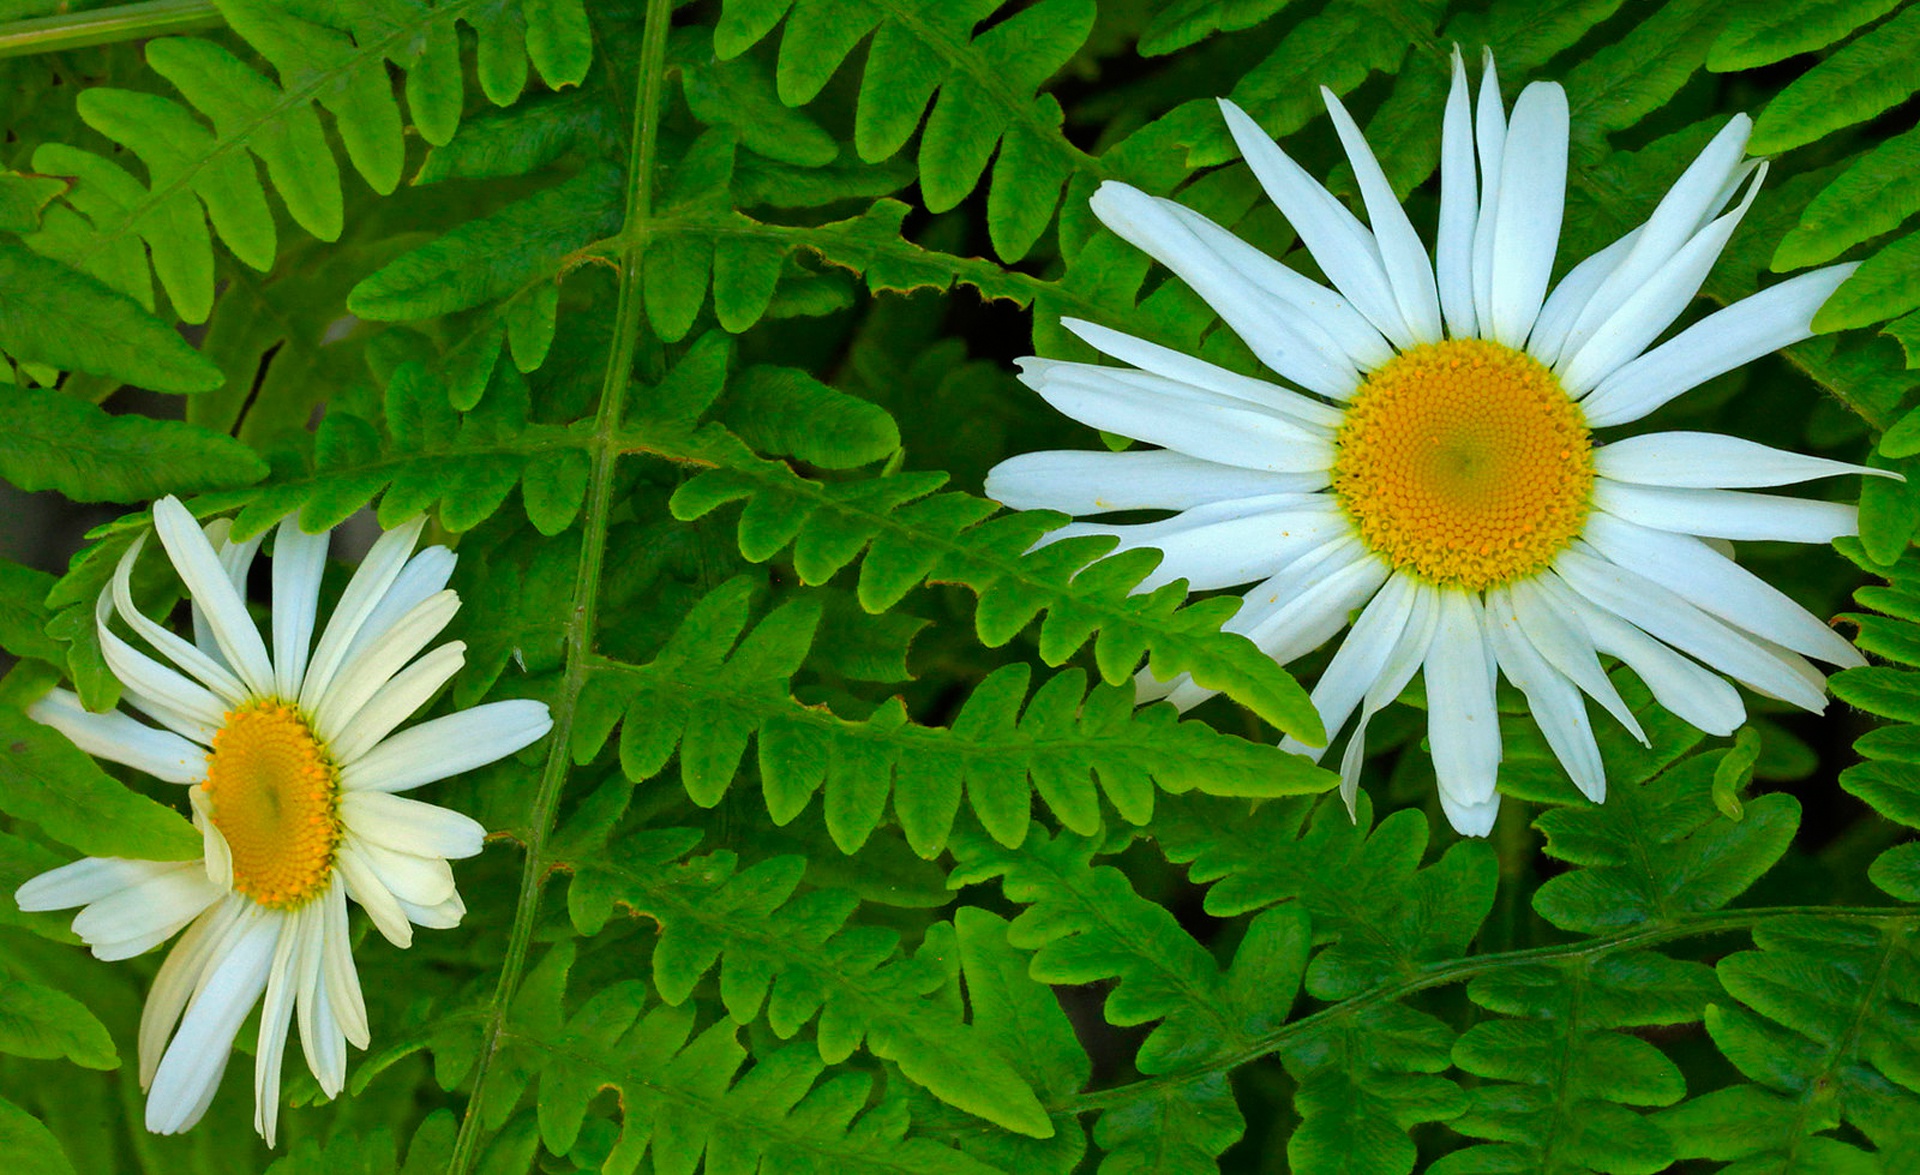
[1331, 339, 1594, 590]
[202, 701, 340, 909]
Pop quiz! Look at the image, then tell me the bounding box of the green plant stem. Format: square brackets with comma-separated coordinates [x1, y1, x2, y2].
[1048, 903, 1917, 1117]
[0, 0, 220, 58]
[442, 0, 673, 1167]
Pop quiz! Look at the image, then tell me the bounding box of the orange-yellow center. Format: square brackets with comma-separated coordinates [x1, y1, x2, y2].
[1331, 339, 1593, 590]
[201, 701, 340, 910]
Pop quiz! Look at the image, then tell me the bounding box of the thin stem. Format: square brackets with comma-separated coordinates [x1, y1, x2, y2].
[0, 0, 221, 58]
[442, 0, 673, 1167]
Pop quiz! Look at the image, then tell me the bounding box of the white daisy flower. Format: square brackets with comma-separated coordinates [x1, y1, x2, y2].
[988, 50, 1890, 836]
[14, 496, 553, 1144]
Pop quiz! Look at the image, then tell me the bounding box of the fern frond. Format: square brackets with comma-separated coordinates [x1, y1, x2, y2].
[1834, 539, 1920, 900]
[551, 822, 1053, 1138]
[574, 577, 1332, 853]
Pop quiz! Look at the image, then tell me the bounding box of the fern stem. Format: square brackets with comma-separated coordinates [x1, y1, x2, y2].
[1049, 903, 1919, 1118]
[443, 0, 674, 1167]
[0, 0, 220, 58]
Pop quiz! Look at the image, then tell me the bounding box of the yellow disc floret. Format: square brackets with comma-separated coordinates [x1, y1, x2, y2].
[1332, 339, 1593, 590]
[202, 701, 340, 909]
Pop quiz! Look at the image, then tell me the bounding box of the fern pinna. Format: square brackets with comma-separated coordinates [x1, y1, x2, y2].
[1, 0, 1918, 1172]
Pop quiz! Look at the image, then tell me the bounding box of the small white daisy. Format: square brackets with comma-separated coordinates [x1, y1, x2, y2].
[988, 50, 1890, 835]
[15, 497, 552, 1144]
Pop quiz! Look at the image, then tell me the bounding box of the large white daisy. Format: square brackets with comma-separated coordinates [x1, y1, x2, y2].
[14, 496, 552, 1144]
[988, 50, 1888, 835]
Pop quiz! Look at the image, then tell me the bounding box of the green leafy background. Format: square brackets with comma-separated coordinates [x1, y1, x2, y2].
[1, 0, 1918, 1170]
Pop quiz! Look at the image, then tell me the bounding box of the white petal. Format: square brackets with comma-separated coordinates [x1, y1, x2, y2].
[1323, 85, 1443, 343]
[111, 535, 248, 706]
[1332, 578, 1441, 814]
[140, 898, 241, 1088]
[1559, 164, 1767, 394]
[1217, 98, 1416, 348]
[1087, 183, 1366, 397]
[1041, 495, 1343, 592]
[334, 845, 412, 948]
[96, 592, 231, 735]
[1580, 264, 1859, 427]
[1552, 117, 1753, 366]
[119, 683, 219, 747]
[326, 642, 467, 765]
[1528, 229, 1640, 367]
[192, 787, 232, 893]
[145, 909, 279, 1136]
[340, 791, 487, 859]
[1591, 481, 1859, 543]
[151, 497, 275, 698]
[1471, 49, 1507, 332]
[27, 688, 206, 784]
[70, 864, 222, 961]
[1583, 511, 1864, 667]
[1438, 47, 1479, 339]
[253, 904, 306, 1146]
[1488, 82, 1569, 347]
[191, 520, 261, 672]
[985, 448, 1328, 514]
[343, 834, 456, 907]
[271, 519, 331, 700]
[302, 974, 347, 1097]
[1440, 791, 1501, 837]
[318, 881, 368, 1048]
[1553, 546, 1829, 712]
[1017, 359, 1335, 473]
[1062, 318, 1347, 427]
[310, 590, 460, 744]
[1484, 585, 1605, 801]
[1595, 431, 1896, 489]
[1424, 591, 1502, 831]
[1535, 574, 1744, 736]
[339, 700, 552, 793]
[298, 516, 428, 714]
[337, 546, 458, 675]
[18, 856, 176, 911]
[1504, 578, 1646, 745]
[396, 890, 465, 930]
[1281, 571, 1421, 762]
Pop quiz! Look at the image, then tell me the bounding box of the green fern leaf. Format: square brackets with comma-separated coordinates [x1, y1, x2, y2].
[1774, 126, 1920, 270]
[0, 695, 200, 862]
[0, 385, 264, 504]
[1747, 3, 1920, 154]
[0, 978, 116, 1070]
[0, 240, 221, 392]
[1707, 0, 1906, 70]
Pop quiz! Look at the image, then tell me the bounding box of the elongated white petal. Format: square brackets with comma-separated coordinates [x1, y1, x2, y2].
[1537, 575, 1744, 735]
[1596, 431, 1896, 489]
[298, 516, 428, 713]
[334, 845, 412, 948]
[1560, 164, 1767, 394]
[319, 881, 368, 1047]
[397, 890, 466, 930]
[1471, 49, 1507, 331]
[1553, 116, 1753, 365]
[18, 856, 174, 912]
[1583, 512, 1864, 667]
[1323, 86, 1443, 343]
[1139, 208, 1396, 377]
[344, 835, 456, 907]
[119, 683, 220, 747]
[140, 898, 241, 1088]
[303, 975, 347, 1097]
[1591, 481, 1859, 544]
[327, 643, 467, 766]
[1529, 229, 1640, 366]
[1554, 546, 1829, 711]
[271, 519, 330, 700]
[1334, 579, 1441, 813]
[96, 594, 231, 735]
[1438, 47, 1479, 338]
[191, 787, 232, 893]
[1018, 360, 1335, 473]
[1061, 318, 1347, 428]
[311, 590, 460, 744]
[71, 865, 221, 960]
[1040, 495, 1343, 591]
[1504, 578, 1646, 745]
[112, 535, 248, 706]
[1282, 572, 1421, 762]
[1488, 82, 1568, 346]
[1089, 183, 1366, 397]
[340, 699, 552, 794]
[152, 497, 274, 698]
[28, 688, 205, 784]
[985, 448, 1327, 514]
[337, 546, 458, 676]
[1425, 592, 1502, 834]
[341, 791, 487, 859]
[191, 520, 262, 672]
[146, 910, 279, 1135]
[1580, 264, 1859, 426]
[253, 905, 305, 1146]
[1217, 98, 1415, 348]
[1484, 586, 1605, 801]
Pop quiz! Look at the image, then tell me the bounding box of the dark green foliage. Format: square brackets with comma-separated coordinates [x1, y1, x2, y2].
[1, 0, 1917, 1171]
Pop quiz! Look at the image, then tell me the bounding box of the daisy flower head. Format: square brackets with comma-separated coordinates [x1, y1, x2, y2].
[14, 497, 553, 1144]
[987, 49, 1890, 836]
